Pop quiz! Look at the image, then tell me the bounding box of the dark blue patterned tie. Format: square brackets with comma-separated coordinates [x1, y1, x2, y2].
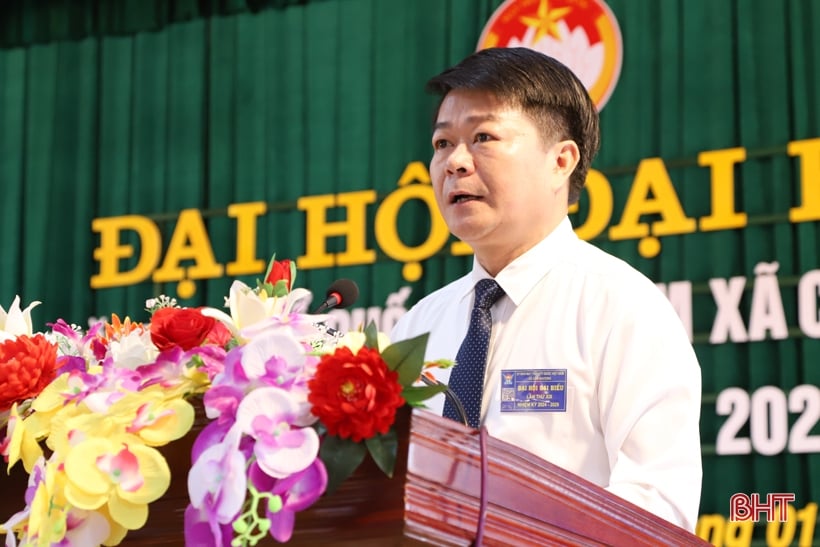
[443, 278, 506, 428]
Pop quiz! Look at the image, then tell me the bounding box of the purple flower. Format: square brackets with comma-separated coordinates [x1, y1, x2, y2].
[0, 457, 46, 546]
[248, 459, 328, 543]
[65, 364, 141, 412]
[188, 428, 247, 528]
[191, 344, 228, 380]
[54, 355, 87, 376]
[238, 312, 322, 341]
[190, 420, 231, 463]
[234, 387, 319, 479]
[231, 332, 313, 389]
[135, 346, 188, 390]
[184, 504, 233, 547]
[202, 384, 245, 424]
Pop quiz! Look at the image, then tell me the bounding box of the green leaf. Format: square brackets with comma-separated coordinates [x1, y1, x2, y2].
[289, 259, 297, 289]
[381, 332, 429, 387]
[401, 384, 448, 406]
[363, 320, 380, 349]
[365, 429, 398, 478]
[319, 435, 367, 495]
[427, 358, 455, 370]
[262, 253, 277, 281]
[272, 279, 289, 297]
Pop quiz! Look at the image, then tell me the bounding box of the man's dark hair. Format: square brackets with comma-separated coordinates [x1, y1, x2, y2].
[426, 47, 600, 205]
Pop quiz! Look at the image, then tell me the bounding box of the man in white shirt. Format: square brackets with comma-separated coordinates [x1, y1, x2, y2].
[390, 47, 702, 532]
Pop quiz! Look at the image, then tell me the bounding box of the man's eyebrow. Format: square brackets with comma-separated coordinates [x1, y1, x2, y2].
[433, 114, 500, 131]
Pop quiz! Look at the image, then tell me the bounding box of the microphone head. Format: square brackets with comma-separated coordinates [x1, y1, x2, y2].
[326, 278, 359, 309]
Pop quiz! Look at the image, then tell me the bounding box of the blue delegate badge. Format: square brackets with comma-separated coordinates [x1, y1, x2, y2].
[500, 369, 567, 412]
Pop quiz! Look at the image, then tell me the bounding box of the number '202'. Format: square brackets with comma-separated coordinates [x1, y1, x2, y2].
[716, 385, 820, 456]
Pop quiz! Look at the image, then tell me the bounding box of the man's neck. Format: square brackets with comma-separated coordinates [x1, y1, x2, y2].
[474, 216, 568, 276]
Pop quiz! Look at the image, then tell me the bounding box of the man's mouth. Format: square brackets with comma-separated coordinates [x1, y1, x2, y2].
[451, 194, 481, 204]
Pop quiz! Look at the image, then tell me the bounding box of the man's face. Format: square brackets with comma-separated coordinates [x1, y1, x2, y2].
[430, 89, 571, 271]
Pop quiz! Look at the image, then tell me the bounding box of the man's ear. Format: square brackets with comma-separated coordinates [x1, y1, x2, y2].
[545, 140, 580, 193]
[551, 140, 580, 188]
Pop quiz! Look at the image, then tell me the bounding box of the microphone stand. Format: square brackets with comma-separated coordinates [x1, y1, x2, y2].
[419, 374, 469, 428]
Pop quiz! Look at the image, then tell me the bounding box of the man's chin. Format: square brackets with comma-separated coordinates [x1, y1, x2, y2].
[448, 227, 481, 247]
[448, 226, 493, 255]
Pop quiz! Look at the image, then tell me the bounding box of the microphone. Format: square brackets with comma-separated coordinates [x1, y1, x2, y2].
[313, 279, 359, 313]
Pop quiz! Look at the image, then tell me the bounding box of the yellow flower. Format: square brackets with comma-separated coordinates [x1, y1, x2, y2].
[49, 411, 122, 455]
[121, 393, 195, 447]
[97, 503, 128, 546]
[27, 372, 75, 436]
[336, 330, 391, 353]
[26, 460, 71, 546]
[6, 403, 42, 473]
[63, 439, 170, 531]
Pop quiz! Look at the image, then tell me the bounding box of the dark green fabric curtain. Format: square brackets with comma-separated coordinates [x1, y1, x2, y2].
[1, 0, 818, 537]
[0, 0, 502, 320]
[0, 0, 332, 48]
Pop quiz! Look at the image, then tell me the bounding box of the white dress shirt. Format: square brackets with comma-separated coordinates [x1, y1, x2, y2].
[390, 217, 702, 531]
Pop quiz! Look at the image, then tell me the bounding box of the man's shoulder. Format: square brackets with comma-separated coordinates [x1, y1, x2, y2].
[390, 275, 470, 341]
[402, 275, 469, 317]
[556, 238, 678, 319]
[570, 239, 659, 291]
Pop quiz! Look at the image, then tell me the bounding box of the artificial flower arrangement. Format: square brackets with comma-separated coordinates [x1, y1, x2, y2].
[0, 258, 448, 546]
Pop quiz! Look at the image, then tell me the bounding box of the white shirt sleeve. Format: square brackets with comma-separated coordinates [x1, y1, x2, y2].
[596, 285, 703, 531]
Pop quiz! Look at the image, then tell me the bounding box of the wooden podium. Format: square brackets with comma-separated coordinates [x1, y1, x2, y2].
[1, 407, 709, 546]
[287, 407, 708, 546]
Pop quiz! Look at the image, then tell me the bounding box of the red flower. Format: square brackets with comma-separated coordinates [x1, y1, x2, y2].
[149, 308, 216, 352]
[308, 346, 404, 442]
[266, 259, 292, 291]
[204, 318, 232, 348]
[0, 334, 58, 412]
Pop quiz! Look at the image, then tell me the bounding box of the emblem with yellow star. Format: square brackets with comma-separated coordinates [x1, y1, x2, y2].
[477, 0, 623, 111]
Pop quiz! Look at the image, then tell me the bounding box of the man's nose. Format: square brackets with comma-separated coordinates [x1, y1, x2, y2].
[445, 143, 474, 175]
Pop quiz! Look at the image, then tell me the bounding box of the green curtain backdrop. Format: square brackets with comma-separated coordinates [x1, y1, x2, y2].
[0, 0, 507, 322]
[1, 0, 818, 544]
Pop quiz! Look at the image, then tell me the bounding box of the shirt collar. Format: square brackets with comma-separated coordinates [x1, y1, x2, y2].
[463, 216, 578, 306]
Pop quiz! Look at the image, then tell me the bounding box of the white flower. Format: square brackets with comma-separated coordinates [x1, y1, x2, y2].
[0, 295, 41, 343]
[107, 329, 159, 370]
[201, 280, 313, 340]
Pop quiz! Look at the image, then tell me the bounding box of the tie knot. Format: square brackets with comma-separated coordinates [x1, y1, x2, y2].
[473, 278, 505, 310]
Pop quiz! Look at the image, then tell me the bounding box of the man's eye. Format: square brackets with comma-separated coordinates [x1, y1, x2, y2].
[434, 139, 449, 149]
[475, 133, 492, 143]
